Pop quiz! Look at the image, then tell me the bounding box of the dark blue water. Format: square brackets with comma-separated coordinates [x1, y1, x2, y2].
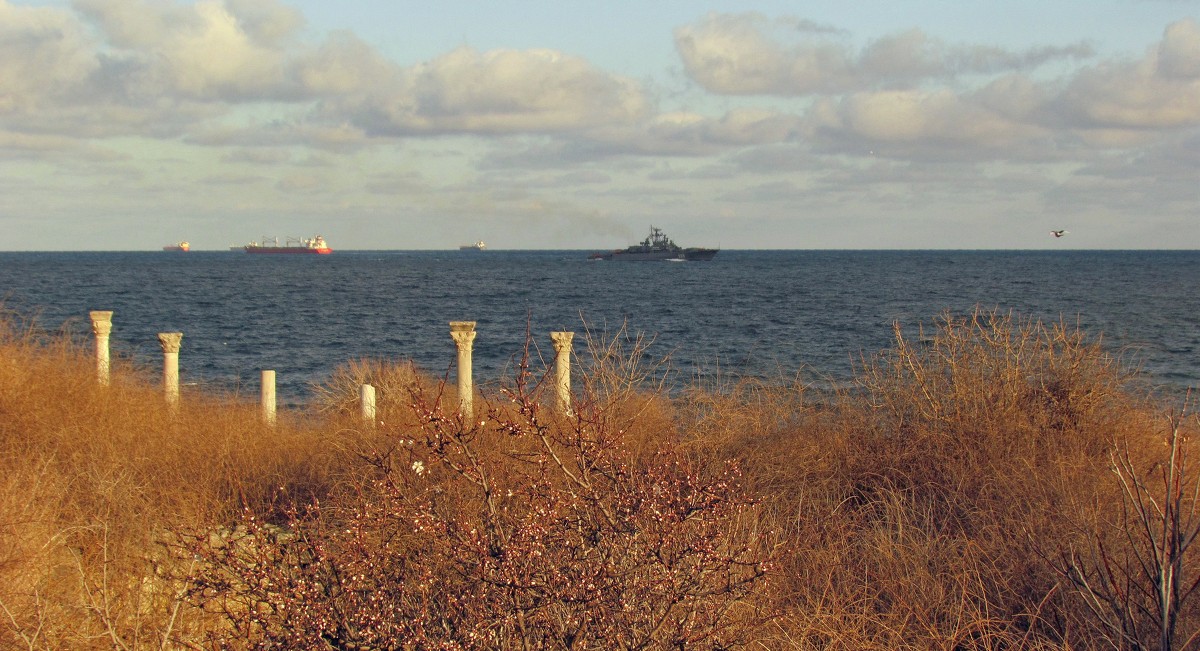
[1, 250, 1196, 399]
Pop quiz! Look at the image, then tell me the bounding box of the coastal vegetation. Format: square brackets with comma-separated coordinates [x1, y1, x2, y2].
[1, 307, 1197, 649]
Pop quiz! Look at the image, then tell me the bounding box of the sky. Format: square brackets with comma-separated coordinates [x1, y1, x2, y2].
[2, 0, 1198, 250]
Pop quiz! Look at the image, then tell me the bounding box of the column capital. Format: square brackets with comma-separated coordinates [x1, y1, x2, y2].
[449, 321, 477, 349]
[157, 332, 183, 353]
[89, 310, 113, 337]
[550, 331, 574, 353]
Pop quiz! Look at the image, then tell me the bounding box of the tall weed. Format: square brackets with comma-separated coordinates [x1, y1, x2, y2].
[1, 306, 1191, 649]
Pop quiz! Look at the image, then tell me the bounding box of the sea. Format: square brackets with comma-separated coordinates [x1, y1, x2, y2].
[0, 250, 1196, 402]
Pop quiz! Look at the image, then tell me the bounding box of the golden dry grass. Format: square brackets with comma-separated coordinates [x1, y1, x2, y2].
[0, 307, 1196, 649]
[0, 312, 353, 648]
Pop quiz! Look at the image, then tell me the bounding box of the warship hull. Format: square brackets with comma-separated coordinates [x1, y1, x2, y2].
[588, 226, 718, 262]
[589, 248, 718, 261]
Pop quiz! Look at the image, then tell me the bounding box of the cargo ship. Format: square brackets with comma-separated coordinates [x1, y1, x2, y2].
[162, 241, 190, 252]
[588, 226, 718, 261]
[242, 235, 332, 254]
[459, 240, 487, 251]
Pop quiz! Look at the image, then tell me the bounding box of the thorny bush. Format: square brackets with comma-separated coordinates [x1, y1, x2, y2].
[187, 355, 776, 649]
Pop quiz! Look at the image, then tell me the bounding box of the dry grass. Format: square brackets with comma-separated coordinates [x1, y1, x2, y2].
[0, 306, 1196, 649]
[679, 309, 1189, 650]
[0, 312, 352, 648]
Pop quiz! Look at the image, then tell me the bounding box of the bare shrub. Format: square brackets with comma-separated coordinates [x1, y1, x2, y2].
[1053, 408, 1200, 651]
[575, 320, 677, 434]
[4, 303, 1191, 649]
[841, 309, 1145, 636]
[682, 308, 1149, 649]
[310, 356, 431, 420]
[188, 345, 776, 649]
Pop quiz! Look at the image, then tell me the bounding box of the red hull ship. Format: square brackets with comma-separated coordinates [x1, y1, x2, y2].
[163, 241, 190, 252]
[242, 235, 332, 254]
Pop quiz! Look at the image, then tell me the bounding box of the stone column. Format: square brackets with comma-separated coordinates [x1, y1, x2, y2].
[360, 384, 376, 426]
[89, 310, 113, 386]
[449, 321, 477, 417]
[551, 331, 574, 415]
[261, 370, 276, 426]
[157, 332, 183, 411]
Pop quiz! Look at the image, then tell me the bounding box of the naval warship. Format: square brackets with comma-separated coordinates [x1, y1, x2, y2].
[588, 226, 718, 262]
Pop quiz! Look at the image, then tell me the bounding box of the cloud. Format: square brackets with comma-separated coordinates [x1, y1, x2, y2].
[674, 12, 1093, 96]
[1158, 17, 1200, 79]
[202, 171, 268, 185]
[465, 107, 805, 168]
[16, 0, 653, 137]
[0, 1, 99, 112]
[1053, 18, 1200, 133]
[72, 0, 303, 100]
[294, 31, 401, 97]
[2, 1, 1197, 184]
[494, 169, 613, 189]
[0, 129, 123, 161]
[798, 87, 1055, 164]
[276, 172, 325, 193]
[5, 0, 653, 144]
[1, 0, 300, 139]
[971, 74, 1049, 122]
[829, 89, 1043, 146]
[332, 46, 650, 135]
[220, 148, 293, 164]
[668, 14, 1197, 162]
[674, 13, 854, 95]
[188, 121, 370, 151]
[650, 108, 802, 146]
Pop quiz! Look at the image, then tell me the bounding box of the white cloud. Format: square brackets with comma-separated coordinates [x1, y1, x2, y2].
[346, 46, 650, 135]
[669, 14, 1197, 163]
[276, 171, 325, 193]
[0, 1, 98, 112]
[856, 29, 943, 81]
[646, 108, 801, 147]
[73, 0, 301, 100]
[465, 107, 804, 164]
[1, 3, 1198, 250]
[1157, 17, 1200, 79]
[3, 0, 652, 146]
[1, 0, 308, 139]
[833, 89, 1041, 147]
[0, 129, 121, 161]
[1058, 19, 1200, 131]
[222, 0, 305, 46]
[187, 120, 369, 151]
[220, 147, 292, 164]
[289, 37, 657, 138]
[295, 31, 400, 97]
[674, 12, 1092, 96]
[971, 74, 1047, 122]
[674, 13, 854, 95]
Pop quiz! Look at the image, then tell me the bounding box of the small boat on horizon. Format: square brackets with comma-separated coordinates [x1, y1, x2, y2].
[163, 241, 190, 252]
[241, 235, 332, 254]
[588, 226, 718, 262]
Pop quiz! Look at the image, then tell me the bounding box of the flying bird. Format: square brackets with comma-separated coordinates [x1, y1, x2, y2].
[1050, 230, 1069, 238]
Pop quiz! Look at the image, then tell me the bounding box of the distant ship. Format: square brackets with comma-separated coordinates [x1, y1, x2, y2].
[163, 241, 190, 252]
[459, 240, 487, 251]
[241, 235, 332, 254]
[588, 226, 718, 262]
